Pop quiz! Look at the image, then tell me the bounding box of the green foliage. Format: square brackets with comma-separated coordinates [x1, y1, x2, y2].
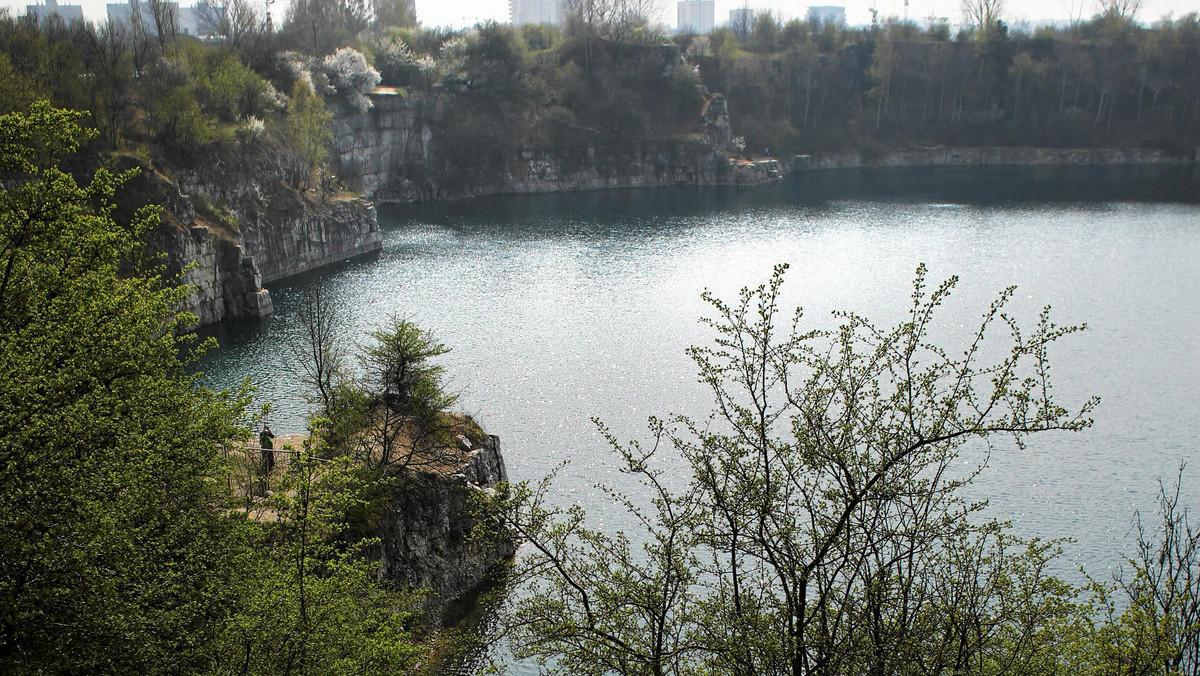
[370, 31, 417, 86]
[504, 264, 1104, 675]
[353, 316, 460, 468]
[750, 11, 781, 52]
[360, 316, 456, 419]
[0, 51, 45, 114]
[198, 50, 282, 122]
[286, 78, 333, 191]
[212, 445, 426, 675]
[0, 104, 444, 673]
[289, 297, 462, 472]
[521, 22, 561, 52]
[0, 101, 250, 674]
[460, 21, 528, 98]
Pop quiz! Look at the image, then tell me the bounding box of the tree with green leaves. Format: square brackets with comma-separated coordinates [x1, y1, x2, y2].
[286, 78, 332, 191]
[289, 297, 462, 472]
[0, 101, 437, 676]
[503, 263, 1100, 675]
[351, 316, 460, 470]
[211, 438, 427, 675]
[0, 102, 251, 674]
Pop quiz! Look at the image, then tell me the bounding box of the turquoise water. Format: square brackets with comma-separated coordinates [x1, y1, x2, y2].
[196, 165, 1200, 670]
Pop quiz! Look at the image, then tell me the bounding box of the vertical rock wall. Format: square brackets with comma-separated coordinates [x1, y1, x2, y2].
[368, 435, 515, 623]
[136, 142, 384, 328]
[330, 92, 782, 203]
[153, 224, 273, 330]
[236, 196, 382, 284]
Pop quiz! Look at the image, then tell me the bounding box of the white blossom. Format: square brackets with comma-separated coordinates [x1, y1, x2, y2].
[322, 47, 381, 113]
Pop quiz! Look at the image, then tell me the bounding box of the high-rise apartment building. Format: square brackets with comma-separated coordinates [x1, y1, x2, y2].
[728, 7, 755, 37]
[510, 0, 566, 26]
[106, 0, 226, 37]
[25, 0, 84, 24]
[676, 0, 714, 34]
[806, 5, 846, 26]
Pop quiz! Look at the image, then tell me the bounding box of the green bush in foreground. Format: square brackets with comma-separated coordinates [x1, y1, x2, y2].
[502, 264, 1198, 676]
[0, 102, 426, 675]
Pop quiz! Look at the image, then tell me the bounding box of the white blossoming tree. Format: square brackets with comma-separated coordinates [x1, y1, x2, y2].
[322, 47, 381, 113]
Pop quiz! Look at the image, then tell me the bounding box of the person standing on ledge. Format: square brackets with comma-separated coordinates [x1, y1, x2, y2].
[259, 424, 275, 473]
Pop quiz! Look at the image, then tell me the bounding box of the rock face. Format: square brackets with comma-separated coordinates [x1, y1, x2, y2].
[152, 224, 274, 329]
[330, 92, 783, 203]
[701, 94, 734, 152]
[235, 194, 382, 284]
[368, 435, 515, 622]
[182, 142, 384, 288]
[129, 142, 383, 328]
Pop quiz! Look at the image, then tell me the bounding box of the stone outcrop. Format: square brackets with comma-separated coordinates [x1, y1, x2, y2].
[183, 141, 384, 288]
[368, 435, 514, 623]
[152, 223, 273, 329]
[235, 194, 381, 284]
[701, 93, 734, 152]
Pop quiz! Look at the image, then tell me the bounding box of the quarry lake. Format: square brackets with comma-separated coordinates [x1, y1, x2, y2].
[197, 164, 1200, 650]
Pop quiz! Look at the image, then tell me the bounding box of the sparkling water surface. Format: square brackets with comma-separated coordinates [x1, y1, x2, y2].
[195, 165, 1200, 672]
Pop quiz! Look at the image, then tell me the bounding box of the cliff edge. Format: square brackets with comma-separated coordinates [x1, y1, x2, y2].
[119, 141, 383, 329]
[366, 434, 514, 623]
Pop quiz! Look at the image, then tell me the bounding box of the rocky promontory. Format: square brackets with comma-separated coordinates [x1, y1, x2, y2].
[366, 434, 514, 622]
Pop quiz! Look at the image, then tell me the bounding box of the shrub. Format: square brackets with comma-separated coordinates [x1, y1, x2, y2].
[322, 47, 380, 113]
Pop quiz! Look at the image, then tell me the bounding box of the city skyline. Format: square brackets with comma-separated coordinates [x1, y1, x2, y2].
[5, 0, 1195, 34]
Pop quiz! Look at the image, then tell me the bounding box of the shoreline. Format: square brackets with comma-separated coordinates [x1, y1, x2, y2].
[788, 146, 1198, 174]
[367, 145, 1198, 207]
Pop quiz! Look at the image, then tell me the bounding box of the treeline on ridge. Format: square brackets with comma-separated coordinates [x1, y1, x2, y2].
[0, 0, 1196, 199]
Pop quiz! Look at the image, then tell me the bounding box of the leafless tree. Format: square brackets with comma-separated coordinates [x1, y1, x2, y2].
[1096, 0, 1144, 20]
[962, 0, 1005, 34]
[729, 2, 753, 40]
[563, 0, 659, 43]
[192, 0, 225, 36]
[84, 20, 135, 148]
[1115, 463, 1200, 675]
[221, 0, 277, 86]
[289, 287, 347, 418]
[146, 0, 178, 49]
[125, 0, 156, 76]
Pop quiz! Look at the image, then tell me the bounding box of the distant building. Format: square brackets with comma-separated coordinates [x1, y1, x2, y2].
[25, 0, 84, 24]
[806, 5, 845, 27]
[677, 0, 714, 34]
[107, 0, 225, 37]
[180, 0, 223, 36]
[510, 0, 565, 26]
[728, 6, 755, 37]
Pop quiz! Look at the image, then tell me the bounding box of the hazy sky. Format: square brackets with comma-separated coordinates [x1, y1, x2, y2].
[3, 0, 1194, 35]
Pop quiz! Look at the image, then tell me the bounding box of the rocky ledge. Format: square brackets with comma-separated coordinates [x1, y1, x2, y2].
[331, 91, 785, 204]
[121, 144, 383, 329]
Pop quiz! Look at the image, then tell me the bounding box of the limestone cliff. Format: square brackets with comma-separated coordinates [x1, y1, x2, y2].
[125, 140, 383, 328]
[367, 435, 514, 623]
[151, 223, 274, 330]
[330, 91, 783, 203]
